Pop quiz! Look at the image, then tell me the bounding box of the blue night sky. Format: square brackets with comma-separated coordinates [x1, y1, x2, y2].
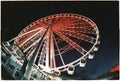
[1, 1, 119, 79]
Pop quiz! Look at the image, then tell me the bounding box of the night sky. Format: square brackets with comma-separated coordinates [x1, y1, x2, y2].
[1, 1, 119, 79]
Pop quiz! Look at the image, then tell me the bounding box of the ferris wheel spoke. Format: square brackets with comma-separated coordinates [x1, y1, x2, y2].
[60, 29, 96, 44]
[53, 30, 87, 55]
[55, 45, 73, 56]
[66, 27, 96, 34]
[10, 26, 47, 43]
[60, 45, 72, 55]
[27, 47, 37, 61]
[53, 33, 66, 66]
[45, 29, 51, 68]
[19, 28, 46, 47]
[55, 44, 72, 54]
[50, 31, 56, 68]
[18, 26, 47, 36]
[60, 44, 71, 52]
[55, 39, 80, 53]
[21, 29, 46, 51]
[61, 41, 81, 55]
[23, 35, 42, 52]
[56, 37, 64, 43]
[56, 40, 81, 55]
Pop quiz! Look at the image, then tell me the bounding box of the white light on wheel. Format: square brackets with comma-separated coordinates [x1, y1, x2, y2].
[67, 65, 75, 75]
[79, 58, 86, 67]
[88, 53, 94, 59]
[93, 47, 98, 51]
[97, 40, 100, 44]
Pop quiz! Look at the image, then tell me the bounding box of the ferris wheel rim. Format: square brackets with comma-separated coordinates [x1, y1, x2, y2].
[17, 13, 99, 36]
[14, 13, 100, 72]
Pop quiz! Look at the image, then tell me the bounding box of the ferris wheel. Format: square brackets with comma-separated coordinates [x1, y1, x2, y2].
[9, 13, 100, 76]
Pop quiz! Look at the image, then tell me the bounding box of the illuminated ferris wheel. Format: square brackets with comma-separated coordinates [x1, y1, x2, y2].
[9, 13, 100, 76]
